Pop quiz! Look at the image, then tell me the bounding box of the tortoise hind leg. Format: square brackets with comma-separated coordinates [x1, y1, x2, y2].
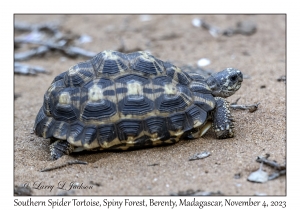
[181, 122, 212, 140]
[49, 139, 74, 160]
[212, 97, 235, 139]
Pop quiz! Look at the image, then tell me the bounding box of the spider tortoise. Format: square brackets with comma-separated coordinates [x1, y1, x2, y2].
[33, 50, 243, 159]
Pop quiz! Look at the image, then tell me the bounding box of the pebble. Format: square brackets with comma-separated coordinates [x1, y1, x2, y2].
[197, 58, 211, 67]
[78, 34, 92, 44]
[192, 18, 202, 27]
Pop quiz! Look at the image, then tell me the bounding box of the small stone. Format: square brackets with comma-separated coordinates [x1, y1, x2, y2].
[197, 58, 211, 67]
[192, 18, 202, 27]
[78, 34, 92, 44]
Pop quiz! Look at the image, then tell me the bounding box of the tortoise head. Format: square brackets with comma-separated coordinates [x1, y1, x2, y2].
[206, 68, 243, 98]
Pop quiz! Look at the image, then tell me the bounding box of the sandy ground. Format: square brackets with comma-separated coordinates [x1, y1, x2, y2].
[14, 14, 286, 196]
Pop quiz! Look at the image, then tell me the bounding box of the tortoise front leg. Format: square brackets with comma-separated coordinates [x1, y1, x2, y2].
[49, 139, 74, 160]
[212, 97, 235, 139]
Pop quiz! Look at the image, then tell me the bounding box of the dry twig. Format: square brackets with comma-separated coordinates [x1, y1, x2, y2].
[14, 38, 96, 60]
[15, 22, 59, 34]
[254, 155, 286, 181]
[193, 19, 256, 37]
[256, 156, 286, 171]
[40, 160, 88, 172]
[14, 62, 47, 75]
[230, 97, 260, 113]
[268, 170, 286, 181]
[14, 21, 97, 64]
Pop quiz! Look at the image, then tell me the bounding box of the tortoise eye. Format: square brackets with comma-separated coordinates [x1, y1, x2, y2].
[230, 75, 237, 81]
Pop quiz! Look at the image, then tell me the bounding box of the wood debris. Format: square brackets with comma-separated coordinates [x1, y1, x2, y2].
[223, 21, 257, 36]
[230, 97, 260, 113]
[15, 62, 47, 75]
[256, 155, 286, 171]
[170, 189, 223, 196]
[192, 19, 257, 37]
[256, 155, 286, 181]
[248, 154, 286, 183]
[189, 151, 211, 161]
[14, 34, 97, 61]
[40, 160, 88, 172]
[14, 21, 97, 75]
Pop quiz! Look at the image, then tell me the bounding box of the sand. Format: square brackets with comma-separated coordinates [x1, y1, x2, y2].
[14, 14, 286, 196]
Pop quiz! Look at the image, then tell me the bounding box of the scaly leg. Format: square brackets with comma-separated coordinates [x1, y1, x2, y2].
[212, 97, 234, 139]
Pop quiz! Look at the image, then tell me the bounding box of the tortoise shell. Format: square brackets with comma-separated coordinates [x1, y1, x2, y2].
[34, 50, 215, 151]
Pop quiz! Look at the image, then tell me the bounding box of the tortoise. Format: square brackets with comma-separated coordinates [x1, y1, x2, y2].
[33, 50, 243, 159]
